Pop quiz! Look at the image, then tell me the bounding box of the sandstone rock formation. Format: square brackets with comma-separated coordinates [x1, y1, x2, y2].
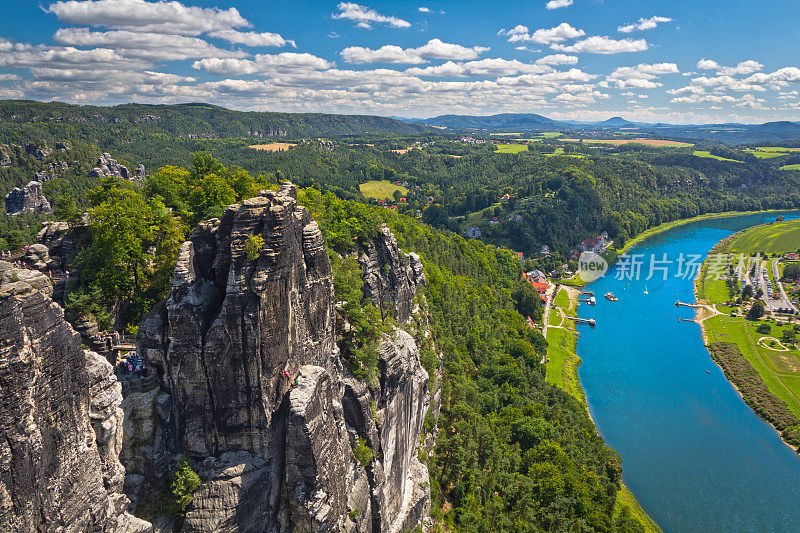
[136, 184, 431, 532]
[4, 180, 52, 215]
[90, 153, 134, 181]
[0, 262, 148, 532]
[21, 243, 52, 271]
[360, 226, 425, 322]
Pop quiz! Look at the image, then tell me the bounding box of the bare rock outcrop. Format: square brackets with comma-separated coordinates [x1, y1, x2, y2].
[360, 226, 425, 322]
[90, 153, 134, 181]
[5, 180, 52, 215]
[136, 184, 431, 532]
[0, 262, 147, 532]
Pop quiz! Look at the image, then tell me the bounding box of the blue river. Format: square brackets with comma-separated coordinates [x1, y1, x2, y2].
[576, 211, 800, 532]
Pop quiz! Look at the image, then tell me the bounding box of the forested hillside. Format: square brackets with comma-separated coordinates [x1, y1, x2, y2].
[0, 100, 430, 141]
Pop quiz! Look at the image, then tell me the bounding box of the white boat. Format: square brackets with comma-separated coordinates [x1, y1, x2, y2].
[644, 286, 649, 295]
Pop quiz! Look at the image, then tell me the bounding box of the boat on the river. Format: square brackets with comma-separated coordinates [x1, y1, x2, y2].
[605, 292, 618, 302]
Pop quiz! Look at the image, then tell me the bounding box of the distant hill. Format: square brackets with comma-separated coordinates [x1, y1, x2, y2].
[423, 113, 556, 131]
[0, 100, 431, 138]
[419, 111, 800, 143]
[595, 116, 635, 127]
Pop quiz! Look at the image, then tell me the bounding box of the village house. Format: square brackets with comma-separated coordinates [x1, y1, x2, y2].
[540, 245, 550, 256]
[526, 270, 547, 284]
[508, 214, 523, 222]
[579, 233, 607, 253]
[500, 193, 511, 201]
[489, 217, 500, 225]
[785, 252, 800, 261]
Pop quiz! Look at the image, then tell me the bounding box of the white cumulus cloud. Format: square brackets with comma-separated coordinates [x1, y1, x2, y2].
[545, 0, 573, 9]
[341, 39, 489, 64]
[208, 30, 295, 48]
[607, 62, 679, 88]
[535, 54, 578, 65]
[551, 36, 648, 54]
[618, 16, 673, 33]
[500, 23, 585, 44]
[46, 0, 251, 35]
[333, 2, 411, 29]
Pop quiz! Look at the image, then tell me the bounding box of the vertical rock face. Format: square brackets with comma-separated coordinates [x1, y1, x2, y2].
[136, 184, 431, 532]
[360, 226, 425, 323]
[0, 262, 145, 532]
[4, 180, 52, 215]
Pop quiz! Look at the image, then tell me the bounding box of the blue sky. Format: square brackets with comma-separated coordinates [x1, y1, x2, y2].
[0, 0, 799, 123]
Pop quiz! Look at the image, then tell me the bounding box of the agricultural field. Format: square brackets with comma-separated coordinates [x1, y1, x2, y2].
[781, 164, 800, 171]
[750, 146, 800, 152]
[729, 218, 800, 254]
[495, 143, 529, 154]
[693, 150, 742, 162]
[249, 142, 297, 151]
[745, 149, 788, 159]
[358, 180, 408, 200]
[561, 138, 693, 147]
[544, 147, 586, 158]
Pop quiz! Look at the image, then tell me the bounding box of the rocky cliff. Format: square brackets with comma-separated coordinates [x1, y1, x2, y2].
[360, 227, 424, 323]
[4, 180, 52, 215]
[135, 184, 431, 532]
[0, 262, 147, 532]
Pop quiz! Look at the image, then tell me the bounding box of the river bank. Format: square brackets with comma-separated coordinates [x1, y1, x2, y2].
[693, 224, 800, 454]
[573, 209, 800, 531]
[545, 286, 662, 533]
[617, 209, 791, 255]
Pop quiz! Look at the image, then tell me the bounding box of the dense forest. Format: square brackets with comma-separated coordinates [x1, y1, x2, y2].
[0, 100, 430, 140]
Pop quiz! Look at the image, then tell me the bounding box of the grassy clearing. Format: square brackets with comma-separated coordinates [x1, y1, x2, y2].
[729, 218, 800, 254]
[693, 150, 742, 162]
[554, 288, 571, 310]
[781, 164, 800, 171]
[249, 142, 297, 151]
[546, 327, 584, 402]
[495, 143, 529, 154]
[359, 180, 408, 200]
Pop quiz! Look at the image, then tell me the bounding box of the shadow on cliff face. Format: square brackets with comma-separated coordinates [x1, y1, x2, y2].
[129, 183, 434, 532]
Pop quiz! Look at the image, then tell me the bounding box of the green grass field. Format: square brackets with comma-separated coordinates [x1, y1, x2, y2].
[781, 164, 800, 171]
[358, 180, 408, 200]
[554, 288, 571, 310]
[693, 150, 742, 163]
[729, 218, 800, 254]
[495, 143, 529, 154]
[546, 327, 584, 401]
[745, 149, 787, 159]
[753, 146, 800, 152]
